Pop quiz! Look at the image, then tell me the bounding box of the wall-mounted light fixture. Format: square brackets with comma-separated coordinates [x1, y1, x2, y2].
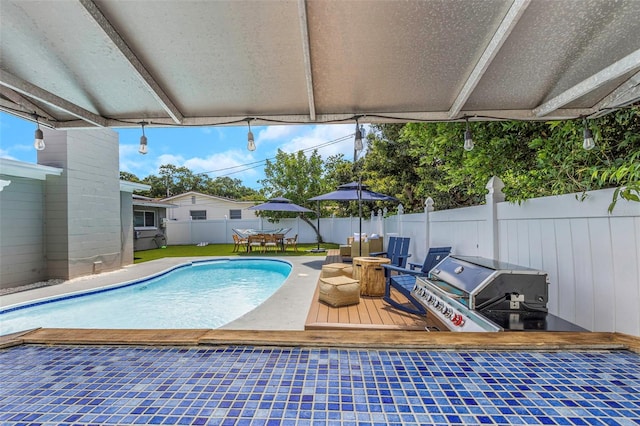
[246, 118, 256, 151]
[582, 118, 595, 150]
[463, 117, 474, 151]
[33, 115, 45, 151]
[138, 121, 148, 154]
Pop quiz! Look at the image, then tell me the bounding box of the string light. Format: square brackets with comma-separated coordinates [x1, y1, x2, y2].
[138, 121, 148, 154]
[354, 118, 364, 152]
[247, 119, 256, 151]
[464, 117, 474, 151]
[582, 118, 595, 150]
[33, 116, 45, 151]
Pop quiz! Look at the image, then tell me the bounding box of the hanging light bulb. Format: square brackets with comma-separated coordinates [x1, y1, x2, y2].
[247, 119, 256, 151]
[463, 117, 474, 151]
[354, 119, 363, 152]
[138, 122, 148, 155]
[582, 118, 595, 150]
[33, 117, 45, 151]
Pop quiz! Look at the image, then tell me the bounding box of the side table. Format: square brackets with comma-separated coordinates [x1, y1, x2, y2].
[352, 256, 391, 296]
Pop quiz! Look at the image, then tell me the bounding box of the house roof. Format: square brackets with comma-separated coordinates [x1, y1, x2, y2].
[1, 0, 638, 131]
[0, 157, 63, 180]
[132, 193, 176, 208]
[120, 180, 151, 193]
[161, 191, 257, 205]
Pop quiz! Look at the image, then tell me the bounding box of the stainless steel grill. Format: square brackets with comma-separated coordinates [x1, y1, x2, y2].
[411, 255, 585, 332]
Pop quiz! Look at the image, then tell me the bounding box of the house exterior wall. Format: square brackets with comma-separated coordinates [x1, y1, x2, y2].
[0, 176, 47, 289]
[165, 193, 258, 221]
[38, 127, 121, 279]
[133, 207, 168, 251]
[120, 192, 134, 265]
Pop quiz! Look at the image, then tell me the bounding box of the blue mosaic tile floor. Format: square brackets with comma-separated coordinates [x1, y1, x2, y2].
[1, 345, 639, 425]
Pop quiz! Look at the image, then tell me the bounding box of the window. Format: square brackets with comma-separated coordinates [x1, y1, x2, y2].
[191, 195, 196, 204]
[229, 209, 242, 219]
[190, 210, 207, 220]
[134, 210, 156, 227]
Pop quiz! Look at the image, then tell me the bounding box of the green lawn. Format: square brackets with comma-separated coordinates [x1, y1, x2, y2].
[133, 243, 339, 263]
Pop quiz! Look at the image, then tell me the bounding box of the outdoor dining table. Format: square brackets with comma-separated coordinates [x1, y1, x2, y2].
[235, 229, 290, 252]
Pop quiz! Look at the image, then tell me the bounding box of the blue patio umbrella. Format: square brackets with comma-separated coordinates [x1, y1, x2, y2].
[309, 182, 398, 255]
[309, 182, 397, 203]
[247, 197, 313, 213]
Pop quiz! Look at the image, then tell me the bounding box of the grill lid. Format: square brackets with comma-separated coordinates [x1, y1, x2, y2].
[428, 255, 548, 309]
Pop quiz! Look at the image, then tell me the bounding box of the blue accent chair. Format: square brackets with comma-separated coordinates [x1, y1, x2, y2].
[382, 246, 452, 316]
[370, 236, 411, 269]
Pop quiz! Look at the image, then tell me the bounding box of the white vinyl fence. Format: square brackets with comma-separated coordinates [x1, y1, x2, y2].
[166, 177, 640, 336]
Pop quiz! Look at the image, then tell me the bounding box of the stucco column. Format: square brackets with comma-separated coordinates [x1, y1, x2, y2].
[38, 127, 121, 279]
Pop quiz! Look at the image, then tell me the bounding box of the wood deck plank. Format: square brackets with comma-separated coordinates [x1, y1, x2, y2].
[306, 250, 429, 331]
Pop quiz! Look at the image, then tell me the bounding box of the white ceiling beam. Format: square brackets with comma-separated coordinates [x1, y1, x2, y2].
[449, 0, 531, 119]
[297, 0, 316, 121]
[589, 70, 640, 118]
[0, 86, 55, 121]
[534, 48, 640, 117]
[0, 101, 56, 129]
[78, 0, 184, 124]
[0, 69, 108, 127]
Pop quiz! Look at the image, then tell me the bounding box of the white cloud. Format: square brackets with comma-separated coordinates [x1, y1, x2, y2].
[257, 125, 296, 142]
[0, 148, 18, 160]
[184, 150, 260, 180]
[278, 124, 356, 160]
[156, 153, 186, 167]
[119, 144, 158, 178]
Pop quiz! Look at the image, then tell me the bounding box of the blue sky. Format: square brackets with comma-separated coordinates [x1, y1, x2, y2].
[0, 112, 360, 189]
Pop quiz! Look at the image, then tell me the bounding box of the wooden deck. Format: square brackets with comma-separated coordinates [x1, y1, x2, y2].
[304, 250, 446, 331]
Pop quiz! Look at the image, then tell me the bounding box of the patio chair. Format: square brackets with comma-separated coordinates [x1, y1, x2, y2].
[284, 234, 298, 252]
[382, 246, 451, 316]
[232, 234, 248, 252]
[248, 234, 266, 252]
[370, 236, 411, 269]
[264, 234, 279, 252]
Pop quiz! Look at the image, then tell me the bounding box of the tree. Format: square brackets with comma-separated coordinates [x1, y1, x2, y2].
[137, 164, 258, 200]
[119, 171, 142, 183]
[365, 106, 639, 211]
[205, 177, 259, 200]
[259, 149, 325, 241]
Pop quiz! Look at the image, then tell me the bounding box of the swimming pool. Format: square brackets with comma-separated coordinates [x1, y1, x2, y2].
[0, 259, 291, 334]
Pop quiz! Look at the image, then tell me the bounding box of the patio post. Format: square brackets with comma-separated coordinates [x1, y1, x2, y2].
[425, 197, 434, 259]
[485, 176, 505, 259]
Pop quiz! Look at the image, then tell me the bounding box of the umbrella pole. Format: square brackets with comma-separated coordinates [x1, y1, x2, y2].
[310, 200, 325, 253]
[358, 177, 362, 257]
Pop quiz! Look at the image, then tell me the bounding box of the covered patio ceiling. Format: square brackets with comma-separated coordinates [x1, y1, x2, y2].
[1, 0, 639, 130]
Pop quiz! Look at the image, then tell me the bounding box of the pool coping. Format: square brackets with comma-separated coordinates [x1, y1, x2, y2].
[2, 328, 639, 354]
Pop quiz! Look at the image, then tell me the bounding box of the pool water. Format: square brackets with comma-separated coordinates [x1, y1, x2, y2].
[0, 259, 291, 334]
